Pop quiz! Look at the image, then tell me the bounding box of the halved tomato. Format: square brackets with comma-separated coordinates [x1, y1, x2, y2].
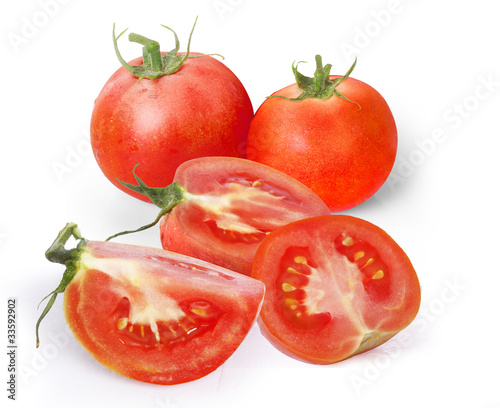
[37, 223, 265, 385]
[251, 215, 420, 364]
[110, 157, 331, 276]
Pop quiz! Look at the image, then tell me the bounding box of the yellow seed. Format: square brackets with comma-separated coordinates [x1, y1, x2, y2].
[286, 267, 300, 274]
[372, 270, 385, 280]
[354, 251, 365, 261]
[282, 283, 296, 292]
[140, 325, 145, 338]
[128, 324, 134, 332]
[117, 318, 128, 331]
[290, 304, 298, 310]
[285, 298, 298, 307]
[294, 256, 307, 265]
[252, 180, 263, 187]
[191, 308, 206, 316]
[363, 258, 375, 268]
[342, 236, 354, 246]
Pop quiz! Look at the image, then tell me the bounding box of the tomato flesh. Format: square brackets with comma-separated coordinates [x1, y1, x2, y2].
[160, 157, 331, 275]
[64, 240, 265, 384]
[110, 297, 222, 351]
[252, 215, 420, 364]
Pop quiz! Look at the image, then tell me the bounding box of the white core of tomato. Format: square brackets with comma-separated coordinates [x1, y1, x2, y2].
[183, 182, 287, 234]
[79, 251, 186, 342]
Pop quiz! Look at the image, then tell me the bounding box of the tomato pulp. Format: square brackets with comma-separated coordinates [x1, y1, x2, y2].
[91, 23, 253, 202]
[110, 157, 331, 276]
[247, 56, 397, 212]
[37, 223, 265, 385]
[251, 215, 420, 364]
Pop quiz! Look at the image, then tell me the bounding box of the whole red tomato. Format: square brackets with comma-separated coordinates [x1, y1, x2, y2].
[91, 21, 253, 201]
[246, 55, 397, 212]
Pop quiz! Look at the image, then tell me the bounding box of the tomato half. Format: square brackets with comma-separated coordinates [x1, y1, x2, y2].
[158, 157, 331, 276]
[38, 223, 265, 385]
[91, 22, 253, 202]
[251, 215, 420, 364]
[247, 56, 397, 212]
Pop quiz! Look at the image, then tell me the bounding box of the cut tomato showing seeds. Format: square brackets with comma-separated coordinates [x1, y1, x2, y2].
[251, 215, 421, 364]
[37, 223, 265, 385]
[108, 157, 330, 276]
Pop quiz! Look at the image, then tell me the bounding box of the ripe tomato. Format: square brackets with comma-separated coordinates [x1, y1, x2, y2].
[109, 157, 331, 276]
[90, 22, 253, 202]
[246, 55, 397, 212]
[37, 223, 265, 385]
[251, 215, 420, 364]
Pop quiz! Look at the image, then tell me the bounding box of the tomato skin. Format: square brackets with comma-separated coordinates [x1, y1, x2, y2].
[251, 215, 420, 364]
[91, 53, 253, 201]
[159, 157, 331, 276]
[63, 240, 265, 385]
[246, 76, 397, 212]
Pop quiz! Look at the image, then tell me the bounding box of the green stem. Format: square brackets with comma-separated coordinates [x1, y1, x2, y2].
[106, 164, 186, 241]
[37, 223, 87, 348]
[268, 54, 360, 107]
[112, 17, 223, 80]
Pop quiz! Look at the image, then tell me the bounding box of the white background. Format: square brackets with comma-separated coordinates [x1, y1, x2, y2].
[1, 0, 499, 407]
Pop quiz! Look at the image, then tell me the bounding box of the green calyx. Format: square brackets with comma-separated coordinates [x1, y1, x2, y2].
[113, 16, 223, 80]
[105, 164, 186, 241]
[36, 223, 86, 348]
[270, 55, 359, 105]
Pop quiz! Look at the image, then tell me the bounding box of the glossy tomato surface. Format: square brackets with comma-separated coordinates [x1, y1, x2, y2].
[247, 76, 397, 212]
[64, 240, 265, 385]
[251, 215, 420, 364]
[160, 157, 331, 276]
[91, 53, 253, 201]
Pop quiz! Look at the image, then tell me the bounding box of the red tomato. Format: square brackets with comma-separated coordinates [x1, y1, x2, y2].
[90, 23, 253, 202]
[246, 55, 397, 212]
[110, 157, 331, 276]
[37, 223, 265, 385]
[251, 215, 420, 364]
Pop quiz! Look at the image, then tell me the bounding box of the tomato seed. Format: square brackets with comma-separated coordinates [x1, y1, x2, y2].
[294, 256, 308, 265]
[117, 318, 128, 331]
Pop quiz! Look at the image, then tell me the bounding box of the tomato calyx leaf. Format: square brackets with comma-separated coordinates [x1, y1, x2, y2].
[269, 55, 360, 107]
[36, 222, 87, 348]
[112, 17, 224, 80]
[105, 164, 186, 241]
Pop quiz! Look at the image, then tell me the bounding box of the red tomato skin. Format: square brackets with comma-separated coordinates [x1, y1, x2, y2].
[246, 76, 397, 212]
[251, 215, 420, 364]
[159, 157, 331, 276]
[91, 53, 253, 201]
[63, 240, 265, 385]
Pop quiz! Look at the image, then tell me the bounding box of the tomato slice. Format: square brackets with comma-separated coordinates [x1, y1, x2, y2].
[251, 215, 420, 364]
[160, 157, 331, 276]
[38, 224, 265, 385]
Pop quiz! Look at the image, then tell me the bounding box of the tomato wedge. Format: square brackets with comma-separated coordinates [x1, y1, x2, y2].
[251, 215, 420, 364]
[109, 157, 331, 276]
[37, 223, 265, 385]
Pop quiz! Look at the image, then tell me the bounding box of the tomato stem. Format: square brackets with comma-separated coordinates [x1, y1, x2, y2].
[112, 17, 223, 80]
[268, 55, 360, 107]
[105, 165, 186, 241]
[37, 223, 87, 348]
